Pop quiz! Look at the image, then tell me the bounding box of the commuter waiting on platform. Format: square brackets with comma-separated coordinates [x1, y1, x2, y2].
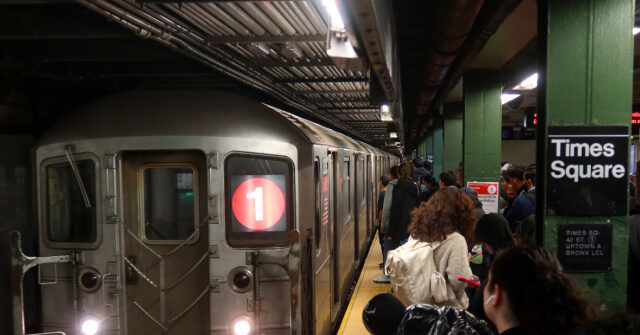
[405, 188, 478, 308]
[420, 175, 439, 204]
[505, 165, 536, 235]
[374, 166, 398, 283]
[388, 162, 419, 248]
[375, 175, 390, 269]
[500, 172, 516, 215]
[504, 164, 527, 197]
[439, 170, 458, 189]
[461, 186, 485, 222]
[483, 246, 599, 335]
[411, 156, 431, 183]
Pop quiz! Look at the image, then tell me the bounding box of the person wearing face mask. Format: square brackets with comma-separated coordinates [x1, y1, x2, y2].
[467, 214, 515, 327]
[482, 246, 599, 335]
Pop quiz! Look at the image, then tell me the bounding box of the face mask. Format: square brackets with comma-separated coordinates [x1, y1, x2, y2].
[484, 294, 496, 306]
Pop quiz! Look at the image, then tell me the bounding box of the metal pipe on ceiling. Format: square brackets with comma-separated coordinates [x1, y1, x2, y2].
[217, 2, 266, 36]
[77, 0, 367, 140]
[238, 2, 283, 36]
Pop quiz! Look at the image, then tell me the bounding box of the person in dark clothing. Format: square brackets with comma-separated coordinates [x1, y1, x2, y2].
[375, 175, 390, 268]
[419, 175, 439, 203]
[461, 186, 485, 222]
[411, 156, 431, 183]
[500, 172, 515, 216]
[468, 214, 515, 328]
[362, 293, 406, 335]
[505, 166, 535, 232]
[439, 170, 458, 188]
[483, 246, 599, 335]
[388, 162, 419, 247]
[629, 161, 640, 313]
[504, 165, 527, 197]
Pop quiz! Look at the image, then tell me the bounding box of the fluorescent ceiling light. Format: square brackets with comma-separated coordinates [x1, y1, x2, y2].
[389, 132, 398, 138]
[513, 73, 538, 91]
[322, 0, 345, 30]
[380, 104, 393, 121]
[634, 27, 640, 35]
[501, 93, 520, 105]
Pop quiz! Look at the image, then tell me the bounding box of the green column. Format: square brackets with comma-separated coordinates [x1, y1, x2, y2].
[540, 0, 633, 311]
[443, 103, 463, 172]
[432, 118, 444, 178]
[418, 138, 427, 159]
[463, 71, 502, 183]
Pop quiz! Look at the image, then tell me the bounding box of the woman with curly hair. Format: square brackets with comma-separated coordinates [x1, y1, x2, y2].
[406, 187, 478, 308]
[483, 246, 599, 335]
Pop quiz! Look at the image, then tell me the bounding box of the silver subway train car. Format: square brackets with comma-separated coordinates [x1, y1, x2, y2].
[26, 90, 397, 335]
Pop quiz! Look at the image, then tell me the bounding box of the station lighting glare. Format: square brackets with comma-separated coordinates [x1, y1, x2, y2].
[380, 104, 393, 121]
[512, 73, 538, 91]
[389, 132, 398, 138]
[321, 0, 345, 30]
[634, 27, 640, 35]
[230, 316, 253, 335]
[81, 319, 99, 335]
[501, 93, 521, 105]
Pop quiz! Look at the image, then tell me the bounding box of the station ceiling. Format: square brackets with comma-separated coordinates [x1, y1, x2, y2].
[0, 0, 637, 152]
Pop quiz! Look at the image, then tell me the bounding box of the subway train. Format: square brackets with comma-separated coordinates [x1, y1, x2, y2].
[23, 90, 398, 335]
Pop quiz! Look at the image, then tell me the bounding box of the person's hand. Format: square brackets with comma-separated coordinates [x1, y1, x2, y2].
[467, 275, 480, 288]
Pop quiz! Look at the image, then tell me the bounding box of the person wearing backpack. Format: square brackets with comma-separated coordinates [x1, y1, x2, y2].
[505, 165, 535, 234]
[387, 188, 477, 308]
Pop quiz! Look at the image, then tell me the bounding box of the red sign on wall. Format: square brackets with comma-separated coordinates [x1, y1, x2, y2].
[231, 177, 285, 231]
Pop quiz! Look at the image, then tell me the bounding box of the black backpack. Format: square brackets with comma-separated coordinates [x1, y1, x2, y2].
[514, 192, 536, 245]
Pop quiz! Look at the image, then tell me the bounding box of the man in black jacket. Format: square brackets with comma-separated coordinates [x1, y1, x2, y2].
[410, 156, 431, 183]
[388, 162, 419, 247]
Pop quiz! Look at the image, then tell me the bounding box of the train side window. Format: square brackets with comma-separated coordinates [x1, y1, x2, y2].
[141, 166, 198, 243]
[46, 159, 98, 245]
[224, 154, 293, 248]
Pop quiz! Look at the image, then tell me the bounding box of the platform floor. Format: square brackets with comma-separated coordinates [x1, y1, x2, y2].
[336, 234, 391, 335]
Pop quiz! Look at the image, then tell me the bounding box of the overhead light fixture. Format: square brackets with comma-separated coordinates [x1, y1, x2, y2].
[634, 27, 640, 35]
[321, 0, 345, 30]
[389, 132, 398, 138]
[501, 93, 521, 105]
[512, 73, 538, 91]
[380, 104, 393, 121]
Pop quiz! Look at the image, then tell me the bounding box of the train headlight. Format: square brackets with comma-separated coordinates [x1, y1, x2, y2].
[81, 318, 99, 335]
[78, 267, 102, 293]
[227, 267, 253, 293]
[229, 315, 252, 335]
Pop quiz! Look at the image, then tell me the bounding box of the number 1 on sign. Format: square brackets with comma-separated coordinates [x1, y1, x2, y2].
[246, 187, 264, 221]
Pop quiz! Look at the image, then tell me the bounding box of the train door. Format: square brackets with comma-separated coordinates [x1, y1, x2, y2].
[313, 152, 332, 334]
[121, 151, 209, 335]
[355, 154, 367, 261]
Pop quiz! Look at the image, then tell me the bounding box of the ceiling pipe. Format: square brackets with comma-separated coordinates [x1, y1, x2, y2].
[407, 0, 524, 148]
[414, 0, 485, 117]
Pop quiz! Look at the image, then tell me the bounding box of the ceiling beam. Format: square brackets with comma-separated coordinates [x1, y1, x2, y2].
[274, 77, 369, 84]
[296, 89, 369, 95]
[206, 34, 325, 43]
[319, 106, 378, 111]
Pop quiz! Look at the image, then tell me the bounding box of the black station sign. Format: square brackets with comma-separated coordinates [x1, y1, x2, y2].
[557, 223, 612, 272]
[547, 126, 628, 216]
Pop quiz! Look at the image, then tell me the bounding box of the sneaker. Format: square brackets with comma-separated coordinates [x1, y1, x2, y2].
[379, 262, 384, 269]
[373, 274, 390, 284]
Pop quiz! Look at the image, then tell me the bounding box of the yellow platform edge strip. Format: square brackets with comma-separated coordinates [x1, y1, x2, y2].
[336, 234, 391, 334]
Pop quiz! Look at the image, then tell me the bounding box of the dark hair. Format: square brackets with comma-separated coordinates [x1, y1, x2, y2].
[439, 171, 457, 187]
[389, 166, 398, 179]
[380, 175, 390, 187]
[420, 175, 435, 186]
[524, 165, 536, 186]
[397, 162, 412, 181]
[408, 188, 476, 245]
[424, 160, 432, 171]
[505, 165, 526, 181]
[412, 157, 424, 168]
[488, 246, 599, 335]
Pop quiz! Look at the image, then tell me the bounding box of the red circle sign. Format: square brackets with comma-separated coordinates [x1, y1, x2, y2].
[232, 177, 285, 231]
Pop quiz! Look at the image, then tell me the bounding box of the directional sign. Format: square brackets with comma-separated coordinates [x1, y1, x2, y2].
[232, 177, 285, 231]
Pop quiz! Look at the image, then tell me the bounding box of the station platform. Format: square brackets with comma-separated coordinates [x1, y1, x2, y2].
[337, 234, 391, 335]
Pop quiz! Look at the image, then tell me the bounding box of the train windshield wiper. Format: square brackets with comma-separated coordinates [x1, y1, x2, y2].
[64, 145, 92, 208]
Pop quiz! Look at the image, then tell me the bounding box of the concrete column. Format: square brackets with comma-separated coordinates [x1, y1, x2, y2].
[432, 118, 444, 178]
[539, 0, 633, 310]
[463, 71, 502, 183]
[443, 103, 463, 173]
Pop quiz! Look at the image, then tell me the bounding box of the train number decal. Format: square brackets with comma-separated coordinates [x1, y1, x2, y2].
[231, 177, 286, 231]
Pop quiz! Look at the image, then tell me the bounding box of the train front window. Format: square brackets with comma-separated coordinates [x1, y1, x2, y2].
[46, 159, 97, 243]
[142, 166, 197, 242]
[225, 154, 293, 248]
